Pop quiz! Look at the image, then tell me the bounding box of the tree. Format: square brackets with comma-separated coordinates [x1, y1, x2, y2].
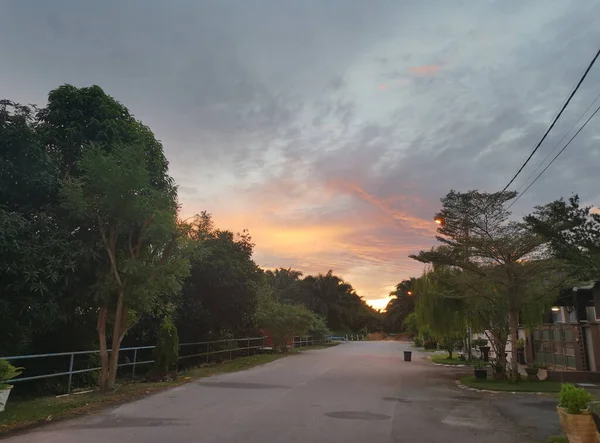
[0, 100, 89, 355]
[413, 268, 467, 359]
[61, 143, 189, 391]
[176, 213, 262, 341]
[154, 317, 179, 377]
[410, 190, 566, 379]
[297, 271, 381, 333]
[525, 195, 600, 280]
[384, 279, 416, 333]
[255, 283, 318, 352]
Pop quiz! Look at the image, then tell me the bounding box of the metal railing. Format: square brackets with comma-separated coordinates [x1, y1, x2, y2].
[3, 337, 266, 394]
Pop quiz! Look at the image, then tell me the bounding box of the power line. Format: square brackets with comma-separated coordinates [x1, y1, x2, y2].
[515, 91, 600, 194]
[499, 47, 600, 194]
[507, 102, 600, 210]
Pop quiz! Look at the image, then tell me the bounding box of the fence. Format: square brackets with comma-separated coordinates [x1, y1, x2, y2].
[4, 337, 266, 394]
[3, 336, 332, 394]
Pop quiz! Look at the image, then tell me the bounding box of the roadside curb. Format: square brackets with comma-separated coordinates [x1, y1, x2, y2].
[454, 380, 549, 395]
[433, 363, 468, 368]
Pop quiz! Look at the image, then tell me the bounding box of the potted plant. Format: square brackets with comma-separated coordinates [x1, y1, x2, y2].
[525, 363, 540, 381]
[557, 383, 596, 443]
[473, 360, 487, 380]
[0, 359, 23, 412]
[473, 338, 491, 362]
[490, 358, 505, 380]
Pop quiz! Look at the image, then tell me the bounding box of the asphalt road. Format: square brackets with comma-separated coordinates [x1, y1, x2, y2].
[4, 342, 558, 443]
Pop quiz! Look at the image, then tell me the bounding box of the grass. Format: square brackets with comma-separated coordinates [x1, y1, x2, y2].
[295, 343, 340, 351]
[430, 353, 479, 365]
[0, 353, 287, 436]
[460, 376, 563, 393]
[543, 435, 566, 443]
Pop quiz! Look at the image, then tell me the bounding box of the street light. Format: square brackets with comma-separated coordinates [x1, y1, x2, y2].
[407, 291, 413, 296]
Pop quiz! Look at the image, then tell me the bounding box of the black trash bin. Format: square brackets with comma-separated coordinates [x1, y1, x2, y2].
[404, 351, 412, 362]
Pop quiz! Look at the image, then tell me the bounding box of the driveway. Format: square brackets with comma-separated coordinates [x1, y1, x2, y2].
[3, 342, 556, 443]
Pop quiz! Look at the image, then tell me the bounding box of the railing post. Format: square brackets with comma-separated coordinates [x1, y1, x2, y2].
[206, 343, 210, 364]
[230, 340, 233, 361]
[247, 338, 250, 356]
[67, 353, 75, 394]
[132, 348, 138, 380]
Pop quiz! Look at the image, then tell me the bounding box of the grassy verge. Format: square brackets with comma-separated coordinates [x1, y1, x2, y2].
[296, 343, 340, 351]
[0, 353, 287, 436]
[459, 376, 562, 393]
[543, 435, 566, 443]
[431, 353, 474, 365]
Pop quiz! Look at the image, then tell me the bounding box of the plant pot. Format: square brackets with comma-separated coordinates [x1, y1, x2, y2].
[557, 407, 596, 443]
[0, 386, 12, 412]
[403, 351, 412, 362]
[480, 346, 490, 362]
[473, 369, 487, 380]
[525, 367, 539, 381]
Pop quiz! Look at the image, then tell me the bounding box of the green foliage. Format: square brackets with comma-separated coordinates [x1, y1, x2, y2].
[526, 195, 600, 281]
[410, 190, 568, 380]
[255, 283, 318, 351]
[60, 142, 189, 314]
[383, 279, 416, 333]
[264, 268, 381, 334]
[308, 316, 331, 341]
[154, 318, 179, 375]
[472, 338, 488, 349]
[177, 213, 261, 341]
[559, 383, 592, 414]
[413, 336, 423, 347]
[0, 360, 23, 389]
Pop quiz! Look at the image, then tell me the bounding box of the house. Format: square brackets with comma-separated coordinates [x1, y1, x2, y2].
[525, 281, 600, 382]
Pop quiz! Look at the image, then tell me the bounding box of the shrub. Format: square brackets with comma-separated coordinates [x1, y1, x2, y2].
[559, 383, 592, 414]
[423, 340, 437, 350]
[0, 359, 23, 389]
[154, 318, 179, 376]
[471, 338, 488, 349]
[413, 336, 423, 347]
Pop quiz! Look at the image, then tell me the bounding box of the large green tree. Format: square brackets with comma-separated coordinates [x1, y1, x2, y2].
[411, 190, 566, 379]
[525, 195, 600, 280]
[176, 213, 262, 341]
[61, 143, 189, 391]
[0, 100, 88, 354]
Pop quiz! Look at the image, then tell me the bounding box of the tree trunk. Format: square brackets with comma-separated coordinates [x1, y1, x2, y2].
[97, 307, 110, 392]
[106, 289, 127, 390]
[508, 309, 519, 381]
[448, 349, 453, 359]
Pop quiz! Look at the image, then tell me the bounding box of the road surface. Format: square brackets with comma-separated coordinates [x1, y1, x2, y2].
[4, 342, 555, 443]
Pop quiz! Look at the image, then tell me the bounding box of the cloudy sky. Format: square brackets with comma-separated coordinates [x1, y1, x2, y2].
[2, 0, 600, 309]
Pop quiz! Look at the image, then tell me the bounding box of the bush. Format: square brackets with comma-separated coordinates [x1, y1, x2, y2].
[559, 383, 592, 414]
[471, 338, 488, 349]
[423, 340, 437, 350]
[0, 359, 23, 389]
[413, 336, 423, 347]
[154, 318, 179, 376]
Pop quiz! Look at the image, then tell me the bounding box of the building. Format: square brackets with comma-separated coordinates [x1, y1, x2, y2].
[526, 282, 600, 382]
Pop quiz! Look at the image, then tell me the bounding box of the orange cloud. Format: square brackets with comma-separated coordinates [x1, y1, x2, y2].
[409, 65, 441, 76]
[328, 180, 437, 235]
[378, 83, 389, 91]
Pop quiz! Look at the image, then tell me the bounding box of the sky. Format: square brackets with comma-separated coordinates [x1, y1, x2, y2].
[2, 0, 600, 309]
